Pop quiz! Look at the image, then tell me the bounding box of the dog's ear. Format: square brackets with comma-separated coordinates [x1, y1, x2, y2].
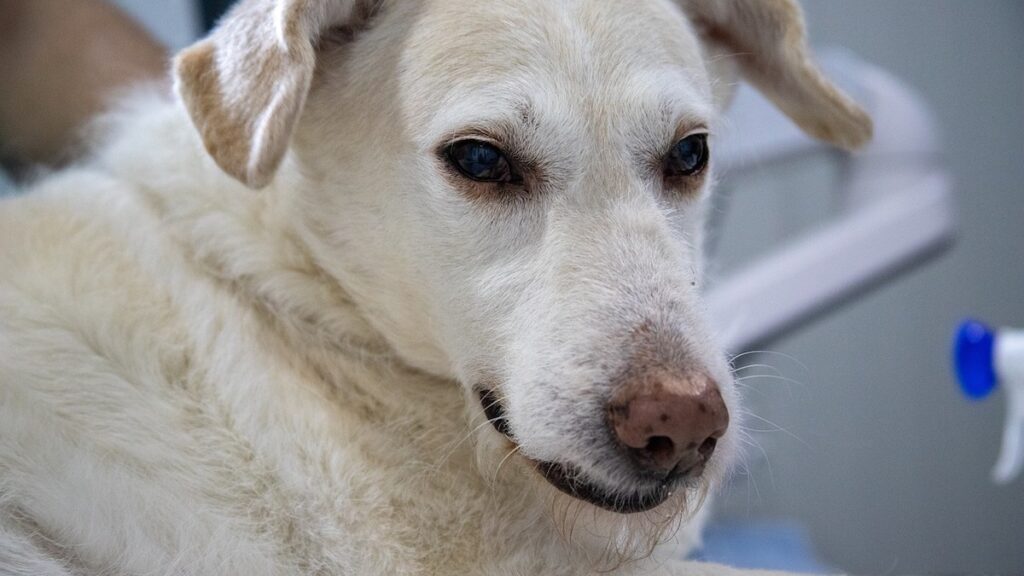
[679, 0, 872, 150]
[174, 0, 371, 188]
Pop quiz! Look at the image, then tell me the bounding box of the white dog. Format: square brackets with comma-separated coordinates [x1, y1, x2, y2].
[0, 0, 870, 574]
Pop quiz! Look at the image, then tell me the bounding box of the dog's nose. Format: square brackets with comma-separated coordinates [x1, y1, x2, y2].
[608, 372, 729, 476]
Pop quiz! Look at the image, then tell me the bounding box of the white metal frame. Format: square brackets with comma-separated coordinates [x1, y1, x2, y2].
[707, 51, 955, 351]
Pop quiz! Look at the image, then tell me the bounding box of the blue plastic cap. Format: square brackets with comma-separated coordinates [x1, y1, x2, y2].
[954, 319, 998, 400]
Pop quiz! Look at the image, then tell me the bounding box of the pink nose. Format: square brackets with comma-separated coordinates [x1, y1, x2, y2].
[607, 372, 729, 476]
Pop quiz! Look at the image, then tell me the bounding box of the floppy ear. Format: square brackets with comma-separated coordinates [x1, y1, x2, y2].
[174, 0, 370, 188]
[679, 0, 873, 150]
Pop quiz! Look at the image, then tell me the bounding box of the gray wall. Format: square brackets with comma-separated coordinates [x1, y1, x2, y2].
[715, 2, 1024, 575]
[108, 0, 199, 51]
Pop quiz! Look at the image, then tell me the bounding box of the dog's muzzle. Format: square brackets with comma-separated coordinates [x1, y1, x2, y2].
[477, 379, 727, 514]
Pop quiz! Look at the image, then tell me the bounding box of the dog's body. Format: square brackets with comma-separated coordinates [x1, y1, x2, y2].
[0, 1, 870, 574]
[0, 102, 705, 574]
[1, 99, 709, 574]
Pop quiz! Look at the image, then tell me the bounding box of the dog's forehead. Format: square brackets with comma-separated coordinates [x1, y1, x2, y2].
[398, 0, 713, 135]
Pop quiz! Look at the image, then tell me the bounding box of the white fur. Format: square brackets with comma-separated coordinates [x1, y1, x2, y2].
[0, 0, 865, 574]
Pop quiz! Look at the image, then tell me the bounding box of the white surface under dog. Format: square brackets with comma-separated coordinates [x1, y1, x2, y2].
[0, 0, 869, 574]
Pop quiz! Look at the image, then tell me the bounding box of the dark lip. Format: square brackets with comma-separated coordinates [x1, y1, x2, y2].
[477, 389, 676, 514]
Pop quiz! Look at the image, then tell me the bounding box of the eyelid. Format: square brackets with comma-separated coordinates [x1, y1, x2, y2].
[444, 135, 501, 148]
[439, 129, 508, 151]
[675, 125, 710, 141]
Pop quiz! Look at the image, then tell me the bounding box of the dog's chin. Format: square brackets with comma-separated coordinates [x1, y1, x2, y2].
[478, 389, 680, 514]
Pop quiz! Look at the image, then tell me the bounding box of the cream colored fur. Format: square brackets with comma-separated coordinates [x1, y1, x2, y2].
[0, 0, 868, 574]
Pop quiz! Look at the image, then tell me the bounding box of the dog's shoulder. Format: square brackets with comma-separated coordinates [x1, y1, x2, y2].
[0, 167, 186, 373]
[0, 165, 308, 574]
[0, 157, 474, 574]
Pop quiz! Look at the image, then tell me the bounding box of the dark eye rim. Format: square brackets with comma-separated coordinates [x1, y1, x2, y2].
[664, 132, 710, 179]
[444, 138, 524, 185]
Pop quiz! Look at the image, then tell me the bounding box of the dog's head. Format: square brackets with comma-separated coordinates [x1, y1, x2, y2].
[175, 0, 868, 520]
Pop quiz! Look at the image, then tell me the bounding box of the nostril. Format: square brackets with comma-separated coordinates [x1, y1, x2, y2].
[644, 435, 675, 461]
[698, 437, 717, 460]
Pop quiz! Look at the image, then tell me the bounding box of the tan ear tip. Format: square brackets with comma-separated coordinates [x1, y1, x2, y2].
[172, 41, 214, 94]
[838, 105, 874, 151]
[805, 102, 874, 152]
[170, 41, 272, 190]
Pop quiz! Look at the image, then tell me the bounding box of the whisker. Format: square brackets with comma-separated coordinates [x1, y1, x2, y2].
[732, 371, 805, 401]
[732, 374, 804, 387]
[740, 411, 809, 448]
[730, 362, 784, 375]
[734, 455, 761, 507]
[729, 349, 809, 373]
[431, 391, 513, 471]
[491, 445, 522, 483]
[739, 431, 776, 491]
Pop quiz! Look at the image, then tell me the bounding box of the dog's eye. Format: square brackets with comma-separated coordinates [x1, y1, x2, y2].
[665, 133, 709, 178]
[446, 140, 521, 184]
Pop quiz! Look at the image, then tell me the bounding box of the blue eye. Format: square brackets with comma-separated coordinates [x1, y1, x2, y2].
[665, 133, 709, 178]
[446, 140, 520, 183]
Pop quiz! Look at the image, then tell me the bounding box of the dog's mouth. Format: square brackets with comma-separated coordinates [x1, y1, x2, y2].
[478, 389, 675, 514]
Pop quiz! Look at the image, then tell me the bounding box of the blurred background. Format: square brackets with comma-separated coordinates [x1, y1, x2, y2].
[2, 1, 1022, 574]
[710, 2, 1024, 575]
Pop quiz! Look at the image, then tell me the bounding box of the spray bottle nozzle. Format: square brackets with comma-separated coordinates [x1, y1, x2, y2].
[954, 320, 998, 400]
[953, 319, 1024, 484]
